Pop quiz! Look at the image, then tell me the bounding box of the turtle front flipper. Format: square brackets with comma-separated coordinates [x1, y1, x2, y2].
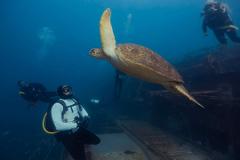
[174, 84, 205, 109]
[100, 8, 117, 59]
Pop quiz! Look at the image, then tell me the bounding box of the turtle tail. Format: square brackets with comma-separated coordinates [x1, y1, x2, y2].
[174, 84, 205, 109]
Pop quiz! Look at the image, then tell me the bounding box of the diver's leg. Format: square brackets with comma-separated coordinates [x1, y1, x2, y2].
[114, 78, 121, 99]
[115, 79, 121, 99]
[45, 91, 58, 98]
[59, 135, 86, 160]
[41, 91, 58, 103]
[76, 144, 86, 160]
[115, 70, 125, 99]
[226, 29, 240, 43]
[118, 79, 123, 98]
[74, 128, 101, 145]
[213, 29, 228, 44]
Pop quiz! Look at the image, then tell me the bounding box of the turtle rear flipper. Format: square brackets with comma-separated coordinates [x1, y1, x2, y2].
[174, 85, 205, 109]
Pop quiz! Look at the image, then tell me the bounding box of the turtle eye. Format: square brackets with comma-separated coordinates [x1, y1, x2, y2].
[93, 49, 97, 54]
[92, 49, 99, 55]
[89, 48, 103, 58]
[90, 49, 95, 55]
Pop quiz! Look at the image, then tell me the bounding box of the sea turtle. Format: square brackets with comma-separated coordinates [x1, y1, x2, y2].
[89, 8, 204, 108]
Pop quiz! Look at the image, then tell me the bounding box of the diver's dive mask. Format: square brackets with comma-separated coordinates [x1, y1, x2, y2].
[57, 85, 73, 99]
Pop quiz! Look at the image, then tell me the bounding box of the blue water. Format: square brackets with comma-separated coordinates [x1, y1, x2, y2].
[0, 0, 240, 159]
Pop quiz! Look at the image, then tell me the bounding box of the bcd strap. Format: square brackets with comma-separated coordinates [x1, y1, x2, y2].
[44, 98, 81, 134]
[56, 99, 80, 120]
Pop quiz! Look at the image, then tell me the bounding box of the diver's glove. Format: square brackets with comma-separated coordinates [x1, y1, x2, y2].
[74, 116, 90, 128]
[74, 117, 82, 127]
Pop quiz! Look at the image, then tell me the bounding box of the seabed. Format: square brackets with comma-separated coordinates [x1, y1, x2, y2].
[64, 120, 212, 160]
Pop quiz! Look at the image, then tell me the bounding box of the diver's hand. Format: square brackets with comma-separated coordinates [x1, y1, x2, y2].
[74, 116, 90, 128]
[74, 117, 82, 126]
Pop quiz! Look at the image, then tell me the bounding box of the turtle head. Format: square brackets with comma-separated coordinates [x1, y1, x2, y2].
[89, 48, 107, 59]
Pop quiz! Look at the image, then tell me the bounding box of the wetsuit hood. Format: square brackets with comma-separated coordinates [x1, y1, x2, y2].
[57, 85, 73, 99]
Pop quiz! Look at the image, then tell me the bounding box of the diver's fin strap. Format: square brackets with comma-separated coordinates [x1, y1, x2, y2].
[219, 25, 239, 30]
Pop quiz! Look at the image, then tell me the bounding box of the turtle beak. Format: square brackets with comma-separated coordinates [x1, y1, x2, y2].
[89, 48, 106, 59]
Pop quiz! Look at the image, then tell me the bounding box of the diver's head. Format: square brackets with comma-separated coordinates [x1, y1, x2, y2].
[57, 85, 73, 99]
[89, 48, 106, 59]
[206, 0, 217, 5]
[17, 80, 28, 88]
[204, 0, 218, 14]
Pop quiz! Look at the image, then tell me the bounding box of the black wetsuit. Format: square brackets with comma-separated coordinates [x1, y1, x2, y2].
[55, 128, 100, 160]
[202, 3, 240, 44]
[19, 83, 57, 103]
[114, 70, 126, 99]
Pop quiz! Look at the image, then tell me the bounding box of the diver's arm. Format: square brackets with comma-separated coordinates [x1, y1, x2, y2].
[30, 83, 46, 92]
[51, 103, 77, 131]
[45, 91, 58, 98]
[79, 105, 89, 117]
[202, 18, 208, 34]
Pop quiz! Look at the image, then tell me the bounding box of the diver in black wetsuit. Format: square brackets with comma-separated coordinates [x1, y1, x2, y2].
[114, 70, 126, 99]
[17, 80, 57, 105]
[202, 0, 240, 44]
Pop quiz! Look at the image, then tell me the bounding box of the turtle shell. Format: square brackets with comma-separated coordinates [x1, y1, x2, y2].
[114, 43, 183, 84]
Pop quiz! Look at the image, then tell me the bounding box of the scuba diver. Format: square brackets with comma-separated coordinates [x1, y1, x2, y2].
[17, 80, 57, 105]
[114, 69, 127, 99]
[202, 0, 240, 44]
[43, 85, 100, 160]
